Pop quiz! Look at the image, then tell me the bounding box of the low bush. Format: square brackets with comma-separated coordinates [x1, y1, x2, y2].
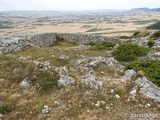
[148, 40, 155, 48]
[133, 31, 140, 36]
[113, 43, 149, 61]
[38, 71, 60, 94]
[88, 42, 115, 51]
[0, 100, 18, 114]
[149, 31, 160, 40]
[125, 60, 160, 86]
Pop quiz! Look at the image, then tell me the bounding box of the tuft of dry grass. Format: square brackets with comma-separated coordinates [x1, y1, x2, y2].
[137, 70, 145, 77]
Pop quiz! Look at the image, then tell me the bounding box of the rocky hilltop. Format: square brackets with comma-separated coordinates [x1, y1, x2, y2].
[0, 32, 160, 119]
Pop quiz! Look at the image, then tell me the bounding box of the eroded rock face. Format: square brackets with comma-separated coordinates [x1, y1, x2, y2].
[131, 77, 160, 102]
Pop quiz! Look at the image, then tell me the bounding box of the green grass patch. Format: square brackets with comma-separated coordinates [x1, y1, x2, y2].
[38, 71, 60, 94]
[81, 25, 92, 29]
[148, 40, 155, 48]
[125, 60, 160, 86]
[135, 19, 159, 25]
[113, 43, 149, 61]
[32, 23, 44, 26]
[86, 28, 114, 32]
[91, 30, 140, 36]
[119, 31, 149, 39]
[147, 21, 160, 30]
[0, 99, 18, 114]
[87, 42, 116, 51]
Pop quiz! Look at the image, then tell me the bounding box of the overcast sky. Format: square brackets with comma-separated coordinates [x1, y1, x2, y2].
[0, 0, 160, 11]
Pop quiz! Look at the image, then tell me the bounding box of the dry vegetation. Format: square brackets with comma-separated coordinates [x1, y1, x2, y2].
[0, 41, 160, 119]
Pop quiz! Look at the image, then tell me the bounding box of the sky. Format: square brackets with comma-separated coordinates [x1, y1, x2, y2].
[0, 0, 159, 11]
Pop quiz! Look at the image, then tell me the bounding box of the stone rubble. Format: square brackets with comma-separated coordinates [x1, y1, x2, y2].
[81, 74, 103, 89]
[58, 75, 75, 86]
[42, 105, 49, 114]
[0, 32, 121, 53]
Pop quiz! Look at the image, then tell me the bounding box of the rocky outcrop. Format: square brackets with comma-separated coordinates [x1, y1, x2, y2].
[130, 77, 160, 102]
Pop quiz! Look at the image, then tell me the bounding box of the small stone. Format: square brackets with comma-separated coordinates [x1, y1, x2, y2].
[20, 77, 30, 87]
[106, 106, 110, 109]
[146, 103, 151, 107]
[59, 55, 69, 60]
[68, 100, 71, 104]
[95, 104, 100, 107]
[115, 94, 120, 99]
[42, 109, 48, 114]
[0, 113, 3, 117]
[33, 60, 40, 66]
[101, 71, 104, 74]
[54, 101, 59, 105]
[100, 101, 106, 105]
[87, 110, 90, 113]
[18, 56, 26, 62]
[42, 105, 49, 114]
[44, 105, 48, 109]
[0, 78, 4, 82]
[110, 89, 114, 93]
[51, 55, 55, 57]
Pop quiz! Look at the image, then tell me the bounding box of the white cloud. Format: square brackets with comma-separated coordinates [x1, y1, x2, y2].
[0, 0, 159, 10]
[41, 0, 131, 7]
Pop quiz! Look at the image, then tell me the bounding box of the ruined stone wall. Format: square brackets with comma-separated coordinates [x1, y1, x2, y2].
[0, 32, 122, 53]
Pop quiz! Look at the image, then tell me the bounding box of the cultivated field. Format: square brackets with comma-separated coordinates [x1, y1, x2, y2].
[0, 11, 160, 36]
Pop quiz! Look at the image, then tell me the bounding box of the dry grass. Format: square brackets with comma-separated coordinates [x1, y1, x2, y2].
[137, 70, 145, 77]
[0, 41, 160, 119]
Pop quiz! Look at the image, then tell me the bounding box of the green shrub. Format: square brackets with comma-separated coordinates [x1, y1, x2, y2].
[149, 31, 160, 40]
[0, 100, 18, 114]
[148, 40, 155, 48]
[133, 31, 140, 36]
[113, 43, 149, 61]
[88, 42, 115, 51]
[38, 71, 60, 93]
[125, 60, 160, 86]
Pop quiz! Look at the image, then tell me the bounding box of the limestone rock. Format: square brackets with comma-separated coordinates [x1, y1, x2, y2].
[42, 105, 49, 114]
[59, 55, 69, 60]
[122, 70, 136, 80]
[20, 77, 30, 87]
[134, 77, 160, 102]
[58, 75, 75, 86]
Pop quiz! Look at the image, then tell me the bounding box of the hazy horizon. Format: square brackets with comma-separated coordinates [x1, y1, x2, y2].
[0, 0, 160, 11]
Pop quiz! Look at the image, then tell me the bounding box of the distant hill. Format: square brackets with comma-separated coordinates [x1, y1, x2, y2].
[147, 21, 160, 29]
[130, 7, 160, 12]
